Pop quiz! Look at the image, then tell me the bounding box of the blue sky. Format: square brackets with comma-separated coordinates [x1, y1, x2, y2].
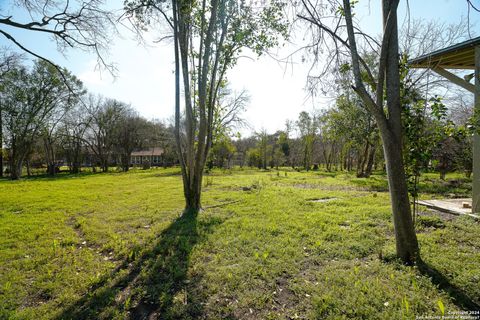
[0, 0, 478, 135]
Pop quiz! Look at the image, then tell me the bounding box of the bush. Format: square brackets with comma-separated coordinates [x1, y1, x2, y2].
[142, 160, 151, 170]
[417, 215, 445, 229]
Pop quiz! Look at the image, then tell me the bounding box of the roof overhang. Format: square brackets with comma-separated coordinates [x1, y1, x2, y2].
[409, 36, 480, 70]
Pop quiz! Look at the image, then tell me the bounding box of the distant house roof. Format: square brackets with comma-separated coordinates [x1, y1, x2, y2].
[131, 147, 164, 157]
[409, 36, 480, 70]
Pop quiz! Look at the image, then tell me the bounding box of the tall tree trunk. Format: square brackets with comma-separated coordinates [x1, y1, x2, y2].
[10, 149, 24, 180]
[358, 142, 369, 177]
[26, 159, 31, 177]
[356, 149, 363, 176]
[11, 160, 22, 180]
[72, 143, 80, 174]
[365, 143, 376, 177]
[382, 0, 419, 263]
[9, 138, 23, 180]
[185, 172, 203, 212]
[44, 136, 56, 176]
[121, 153, 130, 172]
[341, 0, 419, 263]
[173, 0, 195, 212]
[381, 129, 419, 263]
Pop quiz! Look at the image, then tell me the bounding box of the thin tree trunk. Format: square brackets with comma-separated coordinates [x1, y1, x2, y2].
[173, 0, 193, 212]
[44, 137, 56, 176]
[26, 160, 31, 177]
[341, 0, 419, 263]
[356, 149, 363, 176]
[361, 142, 370, 176]
[365, 143, 376, 177]
[72, 143, 80, 174]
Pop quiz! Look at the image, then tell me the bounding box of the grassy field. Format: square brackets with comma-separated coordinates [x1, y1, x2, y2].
[0, 168, 479, 319]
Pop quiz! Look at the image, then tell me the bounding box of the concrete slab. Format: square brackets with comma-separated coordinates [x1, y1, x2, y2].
[416, 198, 480, 219]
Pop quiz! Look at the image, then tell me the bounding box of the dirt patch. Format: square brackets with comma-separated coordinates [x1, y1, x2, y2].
[417, 209, 458, 222]
[293, 183, 364, 191]
[230, 275, 301, 320]
[129, 300, 160, 320]
[307, 197, 339, 203]
[66, 216, 117, 261]
[273, 276, 299, 310]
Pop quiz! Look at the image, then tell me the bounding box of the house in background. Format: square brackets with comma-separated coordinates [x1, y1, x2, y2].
[131, 147, 164, 166]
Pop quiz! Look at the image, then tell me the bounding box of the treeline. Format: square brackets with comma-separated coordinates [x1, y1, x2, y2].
[1, 57, 472, 182]
[0, 57, 176, 180]
[216, 87, 472, 180]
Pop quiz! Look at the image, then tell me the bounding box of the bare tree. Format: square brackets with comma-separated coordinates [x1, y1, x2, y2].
[41, 76, 84, 176]
[213, 88, 250, 138]
[58, 102, 92, 174]
[0, 0, 116, 75]
[84, 95, 127, 172]
[114, 109, 149, 172]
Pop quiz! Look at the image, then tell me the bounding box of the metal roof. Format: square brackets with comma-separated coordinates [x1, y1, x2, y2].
[409, 37, 480, 70]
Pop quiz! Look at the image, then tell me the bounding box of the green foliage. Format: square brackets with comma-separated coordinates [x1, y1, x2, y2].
[208, 135, 236, 168]
[246, 147, 262, 168]
[2, 59, 84, 179]
[417, 215, 445, 230]
[297, 111, 318, 170]
[320, 92, 379, 175]
[400, 59, 461, 201]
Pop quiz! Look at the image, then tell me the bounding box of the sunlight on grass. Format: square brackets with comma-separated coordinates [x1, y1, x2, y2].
[0, 168, 478, 319]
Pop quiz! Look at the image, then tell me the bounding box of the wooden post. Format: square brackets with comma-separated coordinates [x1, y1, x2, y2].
[473, 46, 480, 213]
[432, 66, 475, 93]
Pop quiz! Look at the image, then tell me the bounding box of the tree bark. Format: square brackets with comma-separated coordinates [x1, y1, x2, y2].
[71, 141, 81, 173]
[365, 143, 376, 177]
[10, 149, 24, 180]
[341, 0, 419, 263]
[9, 137, 23, 180]
[172, 0, 195, 212]
[26, 159, 31, 177]
[357, 142, 369, 177]
[10, 160, 22, 180]
[381, 129, 419, 263]
[44, 136, 56, 176]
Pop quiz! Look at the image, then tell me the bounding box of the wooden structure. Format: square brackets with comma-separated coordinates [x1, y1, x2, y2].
[416, 199, 479, 219]
[409, 36, 480, 214]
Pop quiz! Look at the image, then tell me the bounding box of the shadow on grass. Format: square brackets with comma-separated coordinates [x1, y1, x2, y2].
[0, 167, 181, 183]
[417, 178, 471, 197]
[56, 209, 221, 319]
[417, 259, 480, 311]
[142, 170, 183, 178]
[0, 171, 102, 183]
[350, 176, 389, 192]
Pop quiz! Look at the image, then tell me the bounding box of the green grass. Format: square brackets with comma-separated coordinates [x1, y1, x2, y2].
[0, 168, 479, 319]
